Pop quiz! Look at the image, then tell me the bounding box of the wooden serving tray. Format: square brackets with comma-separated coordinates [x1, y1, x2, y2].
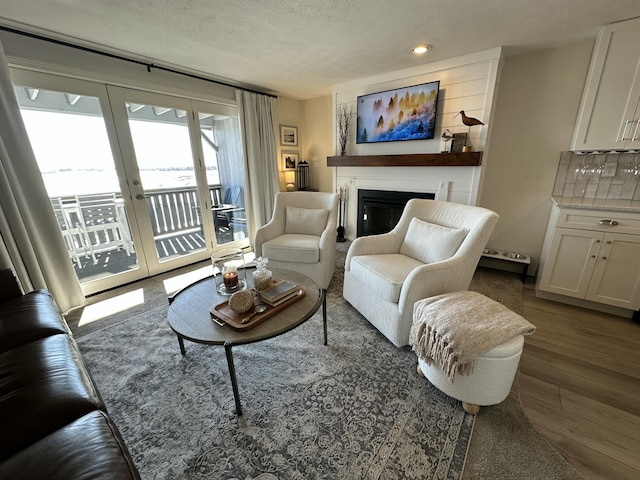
[210, 288, 305, 331]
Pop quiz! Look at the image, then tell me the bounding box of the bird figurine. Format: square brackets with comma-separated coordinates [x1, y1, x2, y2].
[455, 110, 484, 127]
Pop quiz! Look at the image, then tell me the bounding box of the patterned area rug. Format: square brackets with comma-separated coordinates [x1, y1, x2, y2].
[75, 247, 502, 479]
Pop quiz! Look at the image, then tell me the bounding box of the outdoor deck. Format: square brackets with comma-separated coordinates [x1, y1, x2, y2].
[52, 185, 247, 284]
[69, 231, 206, 283]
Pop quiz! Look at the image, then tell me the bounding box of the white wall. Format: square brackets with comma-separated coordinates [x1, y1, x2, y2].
[274, 96, 303, 191]
[331, 49, 503, 240]
[0, 30, 237, 105]
[276, 95, 334, 193]
[273, 42, 596, 277]
[5, 28, 595, 274]
[300, 42, 595, 275]
[302, 95, 333, 193]
[481, 40, 593, 273]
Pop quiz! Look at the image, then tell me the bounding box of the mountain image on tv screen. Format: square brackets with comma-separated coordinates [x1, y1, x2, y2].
[356, 81, 439, 144]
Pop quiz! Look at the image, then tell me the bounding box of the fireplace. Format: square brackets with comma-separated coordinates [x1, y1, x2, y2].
[357, 189, 435, 237]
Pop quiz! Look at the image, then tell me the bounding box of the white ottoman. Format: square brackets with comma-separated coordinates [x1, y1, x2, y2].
[411, 291, 534, 415]
[417, 335, 524, 414]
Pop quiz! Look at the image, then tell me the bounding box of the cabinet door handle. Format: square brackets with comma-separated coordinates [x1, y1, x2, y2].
[602, 256, 607, 260]
[598, 219, 619, 226]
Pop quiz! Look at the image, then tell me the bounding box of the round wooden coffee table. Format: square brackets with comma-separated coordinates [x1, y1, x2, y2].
[167, 267, 324, 415]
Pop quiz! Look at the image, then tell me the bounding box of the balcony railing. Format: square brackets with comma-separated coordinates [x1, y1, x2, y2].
[146, 186, 208, 239]
[51, 185, 247, 277]
[145, 185, 247, 246]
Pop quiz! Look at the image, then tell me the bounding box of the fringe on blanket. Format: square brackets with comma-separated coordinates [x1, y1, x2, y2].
[410, 322, 474, 383]
[409, 291, 536, 383]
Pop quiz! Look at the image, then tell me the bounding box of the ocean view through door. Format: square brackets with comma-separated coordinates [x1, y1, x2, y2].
[108, 87, 249, 278]
[119, 99, 209, 268]
[13, 69, 247, 295]
[14, 75, 145, 295]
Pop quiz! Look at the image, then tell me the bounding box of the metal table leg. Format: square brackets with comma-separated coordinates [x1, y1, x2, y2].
[177, 336, 186, 355]
[224, 342, 242, 416]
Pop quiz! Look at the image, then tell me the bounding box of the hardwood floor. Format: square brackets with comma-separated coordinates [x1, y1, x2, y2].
[519, 281, 640, 480]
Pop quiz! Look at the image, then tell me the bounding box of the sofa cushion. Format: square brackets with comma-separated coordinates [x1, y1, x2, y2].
[262, 234, 320, 264]
[400, 218, 468, 264]
[0, 290, 70, 353]
[284, 206, 328, 236]
[0, 410, 140, 480]
[350, 253, 424, 302]
[0, 335, 105, 462]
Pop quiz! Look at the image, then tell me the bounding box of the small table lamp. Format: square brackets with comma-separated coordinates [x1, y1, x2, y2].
[285, 171, 296, 191]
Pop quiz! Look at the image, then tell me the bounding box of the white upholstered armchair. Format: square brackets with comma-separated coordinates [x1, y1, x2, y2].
[343, 199, 499, 348]
[254, 192, 339, 327]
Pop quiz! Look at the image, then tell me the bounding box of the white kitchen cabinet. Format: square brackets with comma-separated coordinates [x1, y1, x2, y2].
[586, 232, 640, 308]
[538, 205, 640, 311]
[539, 227, 602, 299]
[571, 17, 640, 151]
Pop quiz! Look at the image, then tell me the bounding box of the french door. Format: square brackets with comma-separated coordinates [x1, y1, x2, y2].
[12, 70, 248, 295]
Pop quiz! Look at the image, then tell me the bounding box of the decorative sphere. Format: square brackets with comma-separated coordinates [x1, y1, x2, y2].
[229, 290, 254, 313]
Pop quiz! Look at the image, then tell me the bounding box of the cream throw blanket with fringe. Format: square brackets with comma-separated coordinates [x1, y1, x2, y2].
[409, 291, 536, 382]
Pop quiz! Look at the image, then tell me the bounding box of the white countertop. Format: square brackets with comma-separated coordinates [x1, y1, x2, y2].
[552, 196, 640, 213]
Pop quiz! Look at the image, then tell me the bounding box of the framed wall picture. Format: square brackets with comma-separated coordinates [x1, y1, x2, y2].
[282, 151, 299, 171]
[280, 125, 298, 146]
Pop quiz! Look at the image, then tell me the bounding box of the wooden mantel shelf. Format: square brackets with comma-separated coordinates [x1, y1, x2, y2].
[326, 152, 483, 167]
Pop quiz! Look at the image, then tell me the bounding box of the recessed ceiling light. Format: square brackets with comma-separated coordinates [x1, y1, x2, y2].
[412, 45, 432, 55]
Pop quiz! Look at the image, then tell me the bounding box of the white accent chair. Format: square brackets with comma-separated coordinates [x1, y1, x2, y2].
[343, 199, 499, 348]
[254, 192, 339, 335]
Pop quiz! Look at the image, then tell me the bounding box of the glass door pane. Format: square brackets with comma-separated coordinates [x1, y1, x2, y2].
[12, 72, 249, 296]
[124, 102, 207, 263]
[107, 87, 251, 277]
[197, 109, 248, 246]
[14, 84, 143, 291]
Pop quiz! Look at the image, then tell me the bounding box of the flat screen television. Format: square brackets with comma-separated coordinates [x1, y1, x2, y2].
[356, 80, 440, 144]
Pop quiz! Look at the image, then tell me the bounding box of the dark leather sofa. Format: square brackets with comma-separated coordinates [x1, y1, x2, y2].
[0, 269, 140, 479]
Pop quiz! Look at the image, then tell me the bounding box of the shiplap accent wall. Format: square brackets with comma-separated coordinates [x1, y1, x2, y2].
[331, 48, 503, 241]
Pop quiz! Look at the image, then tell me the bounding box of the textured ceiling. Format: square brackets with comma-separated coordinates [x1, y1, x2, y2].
[1, 1, 640, 100]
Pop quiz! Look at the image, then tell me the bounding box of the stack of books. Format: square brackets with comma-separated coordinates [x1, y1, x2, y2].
[259, 280, 299, 307]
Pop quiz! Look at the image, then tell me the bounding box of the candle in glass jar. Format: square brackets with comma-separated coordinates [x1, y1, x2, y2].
[223, 269, 239, 288]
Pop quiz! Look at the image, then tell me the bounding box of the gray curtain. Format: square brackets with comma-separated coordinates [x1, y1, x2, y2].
[0, 39, 85, 312]
[235, 90, 279, 240]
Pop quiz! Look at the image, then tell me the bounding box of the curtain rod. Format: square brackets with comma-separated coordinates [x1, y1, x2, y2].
[0, 25, 278, 98]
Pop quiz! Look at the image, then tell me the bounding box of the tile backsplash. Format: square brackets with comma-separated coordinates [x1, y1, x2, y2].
[552, 151, 640, 205]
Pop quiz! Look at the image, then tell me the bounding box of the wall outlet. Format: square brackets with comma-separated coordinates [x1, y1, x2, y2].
[602, 162, 617, 177]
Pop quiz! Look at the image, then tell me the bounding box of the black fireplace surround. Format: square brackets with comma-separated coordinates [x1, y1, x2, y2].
[357, 189, 435, 237]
